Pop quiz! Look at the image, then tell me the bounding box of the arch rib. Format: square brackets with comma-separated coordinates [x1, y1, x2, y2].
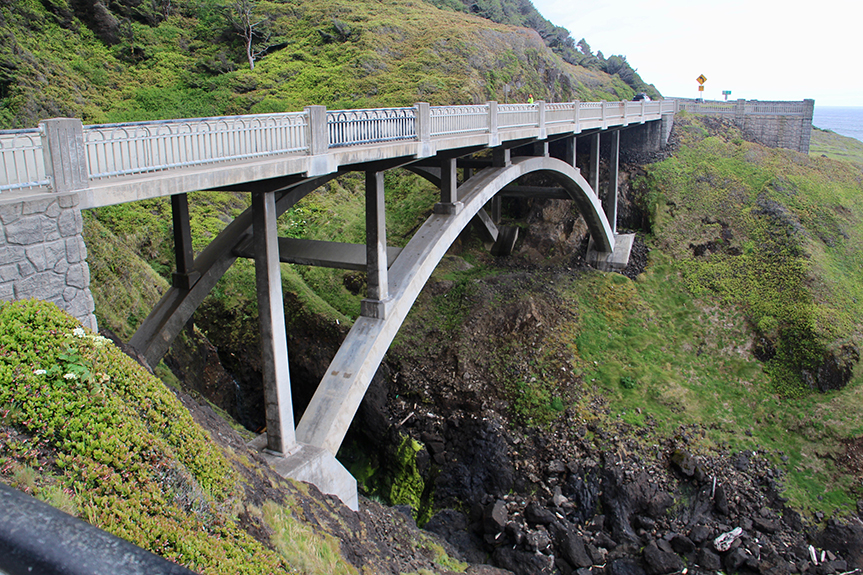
[296, 156, 614, 454]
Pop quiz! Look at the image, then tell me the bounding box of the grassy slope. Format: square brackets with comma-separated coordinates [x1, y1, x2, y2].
[810, 127, 863, 166]
[580, 115, 863, 515]
[0, 0, 637, 128]
[0, 300, 294, 573]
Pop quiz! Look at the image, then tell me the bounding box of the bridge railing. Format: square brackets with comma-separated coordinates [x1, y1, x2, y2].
[0, 129, 50, 193]
[429, 104, 489, 137]
[0, 99, 678, 195]
[498, 103, 538, 129]
[545, 102, 576, 126]
[84, 112, 309, 181]
[327, 107, 417, 148]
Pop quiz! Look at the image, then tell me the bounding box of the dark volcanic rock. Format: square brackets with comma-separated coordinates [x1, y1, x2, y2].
[607, 558, 647, 575]
[436, 418, 514, 507]
[696, 548, 722, 571]
[814, 521, 863, 569]
[424, 509, 486, 564]
[525, 501, 556, 525]
[550, 522, 592, 568]
[493, 546, 554, 575]
[643, 541, 684, 575]
[484, 500, 508, 534]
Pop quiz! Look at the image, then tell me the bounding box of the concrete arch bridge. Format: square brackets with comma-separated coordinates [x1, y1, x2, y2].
[0, 100, 676, 508]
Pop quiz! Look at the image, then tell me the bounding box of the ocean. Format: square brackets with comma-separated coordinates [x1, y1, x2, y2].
[812, 107, 863, 143]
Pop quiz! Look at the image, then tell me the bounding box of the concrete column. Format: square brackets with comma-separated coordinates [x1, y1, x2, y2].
[252, 191, 295, 455]
[589, 132, 600, 196]
[415, 102, 430, 143]
[433, 157, 462, 214]
[490, 196, 502, 224]
[306, 105, 328, 155]
[414, 102, 432, 157]
[537, 100, 547, 140]
[493, 147, 510, 168]
[573, 101, 581, 133]
[361, 170, 389, 319]
[604, 131, 619, 234]
[564, 136, 576, 167]
[39, 118, 89, 193]
[171, 193, 201, 290]
[532, 140, 549, 157]
[487, 101, 499, 146]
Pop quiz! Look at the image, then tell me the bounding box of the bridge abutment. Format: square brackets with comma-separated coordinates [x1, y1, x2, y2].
[0, 192, 96, 330]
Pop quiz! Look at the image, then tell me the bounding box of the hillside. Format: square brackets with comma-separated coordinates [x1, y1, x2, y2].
[0, 0, 648, 128]
[810, 127, 863, 165]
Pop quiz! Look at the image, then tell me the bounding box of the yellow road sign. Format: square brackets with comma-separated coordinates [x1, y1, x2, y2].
[696, 74, 707, 85]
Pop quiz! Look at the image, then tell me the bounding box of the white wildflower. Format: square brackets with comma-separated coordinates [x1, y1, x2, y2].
[63, 373, 78, 380]
[72, 327, 85, 338]
[33, 369, 47, 375]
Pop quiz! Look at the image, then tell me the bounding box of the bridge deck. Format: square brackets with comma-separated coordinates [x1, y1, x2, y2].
[0, 100, 675, 208]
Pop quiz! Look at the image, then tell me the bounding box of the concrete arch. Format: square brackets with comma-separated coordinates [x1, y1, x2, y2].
[296, 155, 614, 454]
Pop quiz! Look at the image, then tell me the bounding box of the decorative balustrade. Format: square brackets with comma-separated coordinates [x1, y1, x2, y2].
[0, 98, 690, 195]
[545, 102, 576, 125]
[84, 112, 308, 181]
[0, 129, 49, 193]
[327, 107, 416, 148]
[430, 105, 489, 137]
[498, 103, 538, 129]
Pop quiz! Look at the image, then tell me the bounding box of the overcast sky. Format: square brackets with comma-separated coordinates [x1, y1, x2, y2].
[530, 0, 860, 107]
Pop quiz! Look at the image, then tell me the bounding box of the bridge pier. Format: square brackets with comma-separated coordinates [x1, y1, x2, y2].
[361, 170, 391, 319]
[603, 130, 620, 234]
[171, 194, 200, 290]
[252, 190, 296, 455]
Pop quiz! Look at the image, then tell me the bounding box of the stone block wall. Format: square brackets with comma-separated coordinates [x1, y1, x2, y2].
[0, 191, 97, 330]
[673, 99, 814, 153]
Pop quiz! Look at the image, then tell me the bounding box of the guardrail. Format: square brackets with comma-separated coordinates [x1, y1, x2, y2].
[85, 112, 309, 181]
[0, 483, 197, 575]
[0, 99, 678, 195]
[0, 129, 50, 192]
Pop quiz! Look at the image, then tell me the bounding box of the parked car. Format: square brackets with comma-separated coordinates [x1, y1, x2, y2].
[632, 93, 651, 101]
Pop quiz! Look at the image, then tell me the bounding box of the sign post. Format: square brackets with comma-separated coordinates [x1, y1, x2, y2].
[696, 74, 706, 101]
[722, 90, 732, 101]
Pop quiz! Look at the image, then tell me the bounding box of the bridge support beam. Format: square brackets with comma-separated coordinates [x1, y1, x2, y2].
[564, 136, 576, 167]
[603, 131, 620, 234]
[361, 170, 391, 319]
[171, 194, 201, 290]
[589, 133, 601, 198]
[252, 191, 296, 455]
[434, 157, 463, 215]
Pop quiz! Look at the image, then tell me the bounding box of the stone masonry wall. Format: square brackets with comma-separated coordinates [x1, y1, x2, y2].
[0, 191, 97, 330]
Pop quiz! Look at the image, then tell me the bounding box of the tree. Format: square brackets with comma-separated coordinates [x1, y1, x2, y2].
[230, 0, 269, 70]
